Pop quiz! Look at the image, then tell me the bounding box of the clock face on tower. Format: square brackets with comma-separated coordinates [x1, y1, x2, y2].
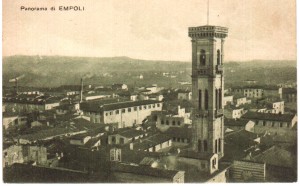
[241, 170, 253, 181]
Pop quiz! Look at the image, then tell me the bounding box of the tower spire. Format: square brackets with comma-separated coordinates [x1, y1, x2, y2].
[207, 0, 209, 25]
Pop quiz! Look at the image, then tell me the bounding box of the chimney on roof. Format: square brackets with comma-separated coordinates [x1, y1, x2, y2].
[80, 78, 83, 103]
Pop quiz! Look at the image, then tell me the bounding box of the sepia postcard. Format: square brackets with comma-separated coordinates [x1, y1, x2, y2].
[1, 0, 297, 183]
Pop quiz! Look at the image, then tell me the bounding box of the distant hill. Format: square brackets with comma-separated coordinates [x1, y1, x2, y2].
[2, 55, 297, 88]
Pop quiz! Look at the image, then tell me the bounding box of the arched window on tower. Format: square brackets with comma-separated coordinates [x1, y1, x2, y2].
[219, 89, 222, 109]
[200, 50, 206, 66]
[217, 50, 221, 65]
[199, 90, 202, 110]
[204, 140, 208, 151]
[205, 89, 209, 110]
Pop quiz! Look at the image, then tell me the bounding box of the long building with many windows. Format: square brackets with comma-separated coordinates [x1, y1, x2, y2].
[80, 99, 163, 128]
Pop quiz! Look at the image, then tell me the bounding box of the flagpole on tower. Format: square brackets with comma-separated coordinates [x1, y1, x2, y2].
[207, 0, 209, 25]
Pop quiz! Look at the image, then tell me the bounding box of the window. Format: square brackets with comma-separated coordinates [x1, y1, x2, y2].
[199, 90, 202, 110]
[120, 138, 124, 144]
[111, 136, 116, 144]
[148, 105, 151, 109]
[128, 108, 131, 112]
[144, 105, 147, 109]
[217, 49, 221, 65]
[122, 109, 125, 113]
[215, 139, 218, 153]
[139, 106, 142, 110]
[280, 122, 283, 127]
[263, 121, 266, 126]
[134, 107, 137, 111]
[205, 90, 209, 110]
[166, 120, 169, 125]
[116, 110, 119, 114]
[200, 49, 206, 66]
[105, 112, 108, 116]
[172, 121, 176, 125]
[204, 140, 208, 151]
[110, 112, 112, 115]
[157, 103, 160, 107]
[272, 122, 275, 127]
[218, 138, 221, 152]
[177, 121, 181, 126]
[152, 104, 155, 108]
[161, 120, 165, 125]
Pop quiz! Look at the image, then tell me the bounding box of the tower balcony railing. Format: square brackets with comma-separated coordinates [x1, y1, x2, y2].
[192, 108, 209, 117]
[194, 66, 209, 76]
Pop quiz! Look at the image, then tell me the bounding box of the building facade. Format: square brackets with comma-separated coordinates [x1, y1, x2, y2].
[81, 100, 163, 128]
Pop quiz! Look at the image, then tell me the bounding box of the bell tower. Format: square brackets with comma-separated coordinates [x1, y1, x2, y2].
[188, 25, 228, 158]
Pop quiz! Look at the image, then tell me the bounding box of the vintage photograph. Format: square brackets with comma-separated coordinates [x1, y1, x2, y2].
[2, 0, 297, 183]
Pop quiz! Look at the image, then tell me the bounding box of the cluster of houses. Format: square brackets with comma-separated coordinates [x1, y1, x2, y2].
[2, 82, 297, 183]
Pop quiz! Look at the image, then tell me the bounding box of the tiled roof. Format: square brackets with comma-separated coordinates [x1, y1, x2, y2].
[252, 146, 296, 168]
[18, 127, 81, 141]
[241, 112, 295, 122]
[179, 150, 214, 160]
[132, 133, 172, 150]
[111, 162, 180, 179]
[224, 118, 249, 126]
[3, 94, 61, 105]
[112, 128, 145, 138]
[164, 126, 193, 139]
[282, 88, 297, 94]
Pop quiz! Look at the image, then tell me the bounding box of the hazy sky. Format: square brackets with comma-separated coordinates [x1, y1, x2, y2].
[3, 0, 296, 61]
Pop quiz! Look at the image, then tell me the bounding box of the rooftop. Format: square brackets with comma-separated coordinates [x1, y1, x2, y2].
[164, 126, 193, 139]
[111, 162, 181, 179]
[224, 118, 249, 127]
[252, 146, 296, 168]
[80, 100, 162, 112]
[112, 128, 145, 138]
[241, 112, 295, 122]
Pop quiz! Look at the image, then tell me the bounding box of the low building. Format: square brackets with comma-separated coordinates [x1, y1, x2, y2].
[231, 86, 264, 99]
[282, 88, 297, 102]
[234, 96, 250, 107]
[224, 106, 245, 119]
[257, 101, 284, 114]
[111, 162, 184, 183]
[223, 95, 233, 106]
[108, 128, 147, 145]
[251, 146, 297, 182]
[164, 125, 192, 146]
[3, 94, 61, 113]
[223, 130, 260, 162]
[3, 145, 47, 167]
[2, 112, 27, 129]
[241, 112, 297, 135]
[224, 118, 255, 132]
[130, 133, 172, 152]
[80, 100, 163, 128]
[155, 106, 191, 132]
[178, 90, 192, 100]
[83, 93, 112, 101]
[112, 84, 128, 90]
[55, 103, 80, 115]
[69, 133, 92, 146]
